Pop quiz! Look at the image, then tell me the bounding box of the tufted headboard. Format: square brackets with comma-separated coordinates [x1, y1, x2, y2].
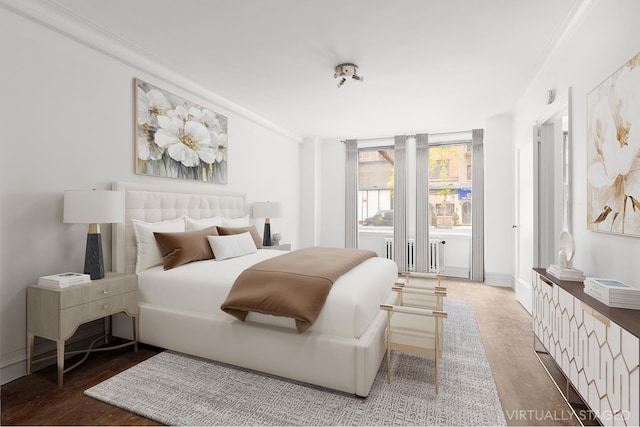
[112, 181, 246, 274]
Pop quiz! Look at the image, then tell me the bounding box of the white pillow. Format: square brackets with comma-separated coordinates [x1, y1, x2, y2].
[222, 215, 250, 227]
[131, 217, 185, 272]
[185, 215, 223, 231]
[207, 232, 257, 261]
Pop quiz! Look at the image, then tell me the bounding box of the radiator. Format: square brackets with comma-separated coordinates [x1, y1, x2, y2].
[384, 238, 445, 273]
[384, 238, 394, 263]
[429, 239, 445, 274]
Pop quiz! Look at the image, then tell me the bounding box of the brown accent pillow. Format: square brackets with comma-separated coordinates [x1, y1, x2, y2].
[153, 226, 219, 270]
[216, 225, 263, 249]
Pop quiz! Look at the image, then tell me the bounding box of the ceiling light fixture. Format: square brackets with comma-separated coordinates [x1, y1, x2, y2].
[334, 63, 364, 88]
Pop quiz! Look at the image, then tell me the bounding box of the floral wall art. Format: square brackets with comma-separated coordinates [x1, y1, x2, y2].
[587, 52, 640, 236]
[135, 79, 228, 184]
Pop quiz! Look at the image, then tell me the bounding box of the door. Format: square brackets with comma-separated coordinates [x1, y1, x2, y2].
[515, 138, 534, 313]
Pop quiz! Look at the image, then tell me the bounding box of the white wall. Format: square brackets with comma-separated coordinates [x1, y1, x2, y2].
[319, 138, 346, 247]
[0, 7, 301, 383]
[299, 138, 322, 247]
[512, 0, 640, 285]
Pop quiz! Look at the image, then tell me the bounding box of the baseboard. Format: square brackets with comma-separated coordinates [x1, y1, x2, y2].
[484, 272, 514, 288]
[516, 278, 533, 314]
[1, 320, 106, 385]
[1, 356, 27, 386]
[442, 266, 469, 279]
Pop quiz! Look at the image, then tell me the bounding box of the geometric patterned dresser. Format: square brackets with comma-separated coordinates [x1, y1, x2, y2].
[532, 268, 639, 426]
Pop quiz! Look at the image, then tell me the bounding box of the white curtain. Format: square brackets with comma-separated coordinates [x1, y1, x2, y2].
[415, 133, 429, 273]
[471, 129, 484, 281]
[393, 135, 407, 273]
[344, 139, 358, 248]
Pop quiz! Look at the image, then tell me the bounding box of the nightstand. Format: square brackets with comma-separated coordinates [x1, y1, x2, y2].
[269, 243, 291, 251]
[27, 272, 138, 386]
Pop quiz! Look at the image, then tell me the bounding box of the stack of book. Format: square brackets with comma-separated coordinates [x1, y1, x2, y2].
[547, 264, 585, 281]
[38, 272, 91, 288]
[584, 277, 640, 309]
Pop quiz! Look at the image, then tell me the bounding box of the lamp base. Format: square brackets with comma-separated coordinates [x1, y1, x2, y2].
[263, 222, 272, 247]
[84, 232, 105, 280]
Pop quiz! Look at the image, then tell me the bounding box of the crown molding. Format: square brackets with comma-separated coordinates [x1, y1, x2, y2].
[530, 0, 595, 78]
[1, 0, 303, 144]
[515, 0, 595, 107]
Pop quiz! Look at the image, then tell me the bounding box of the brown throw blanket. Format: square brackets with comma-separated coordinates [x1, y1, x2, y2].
[221, 247, 377, 332]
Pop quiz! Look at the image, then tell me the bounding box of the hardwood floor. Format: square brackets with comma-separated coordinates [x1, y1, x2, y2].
[2, 278, 585, 426]
[1, 345, 162, 426]
[442, 278, 584, 426]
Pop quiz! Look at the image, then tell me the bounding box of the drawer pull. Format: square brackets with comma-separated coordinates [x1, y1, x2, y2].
[580, 302, 610, 327]
[102, 303, 108, 310]
[102, 289, 108, 295]
[539, 276, 553, 287]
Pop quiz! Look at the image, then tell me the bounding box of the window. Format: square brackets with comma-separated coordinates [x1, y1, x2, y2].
[358, 148, 394, 228]
[428, 143, 472, 228]
[347, 130, 482, 278]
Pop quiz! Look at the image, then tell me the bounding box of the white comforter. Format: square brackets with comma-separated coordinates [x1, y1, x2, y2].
[137, 249, 397, 339]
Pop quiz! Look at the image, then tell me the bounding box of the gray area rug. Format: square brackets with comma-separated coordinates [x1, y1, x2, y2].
[86, 299, 506, 426]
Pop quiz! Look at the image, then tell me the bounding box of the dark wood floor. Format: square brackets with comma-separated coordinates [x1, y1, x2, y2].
[2, 279, 588, 426]
[1, 345, 162, 425]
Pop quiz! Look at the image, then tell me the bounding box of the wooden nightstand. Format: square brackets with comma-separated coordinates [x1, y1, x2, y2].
[26, 272, 138, 386]
[268, 243, 291, 251]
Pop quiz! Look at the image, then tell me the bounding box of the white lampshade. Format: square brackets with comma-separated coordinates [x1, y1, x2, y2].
[63, 190, 124, 224]
[253, 202, 283, 219]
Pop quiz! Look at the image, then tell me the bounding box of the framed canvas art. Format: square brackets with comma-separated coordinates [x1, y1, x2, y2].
[135, 78, 228, 184]
[586, 52, 640, 236]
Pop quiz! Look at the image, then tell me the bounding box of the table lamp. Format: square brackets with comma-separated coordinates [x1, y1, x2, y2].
[63, 190, 124, 279]
[253, 201, 282, 246]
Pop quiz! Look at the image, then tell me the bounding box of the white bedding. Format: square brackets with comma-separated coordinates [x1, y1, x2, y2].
[138, 249, 397, 339]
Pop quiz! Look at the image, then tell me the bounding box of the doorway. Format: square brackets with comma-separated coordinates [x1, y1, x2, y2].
[515, 92, 570, 313]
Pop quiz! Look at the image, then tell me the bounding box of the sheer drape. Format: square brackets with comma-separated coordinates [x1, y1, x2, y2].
[415, 133, 430, 273]
[393, 135, 407, 273]
[471, 129, 484, 281]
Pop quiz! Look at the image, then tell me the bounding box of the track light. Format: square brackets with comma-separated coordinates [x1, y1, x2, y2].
[334, 63, 363, 88]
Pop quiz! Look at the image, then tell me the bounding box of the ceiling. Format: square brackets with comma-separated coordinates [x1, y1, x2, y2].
[49, 0, 582, 140]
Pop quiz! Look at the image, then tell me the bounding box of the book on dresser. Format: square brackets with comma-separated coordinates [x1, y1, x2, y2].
[37, 272, 91, 288]
[584, 277, 640, 309]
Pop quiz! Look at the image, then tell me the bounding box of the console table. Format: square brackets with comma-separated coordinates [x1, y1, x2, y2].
[532, 268, 639, 426]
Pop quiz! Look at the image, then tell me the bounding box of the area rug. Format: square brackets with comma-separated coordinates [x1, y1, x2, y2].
[85, 299, 506, 426]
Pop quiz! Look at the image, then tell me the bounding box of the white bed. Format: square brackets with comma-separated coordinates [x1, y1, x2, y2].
[112, 181, 397, 396]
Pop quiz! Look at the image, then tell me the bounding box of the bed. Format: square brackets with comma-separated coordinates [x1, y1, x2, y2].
[111, 181, 397, 397]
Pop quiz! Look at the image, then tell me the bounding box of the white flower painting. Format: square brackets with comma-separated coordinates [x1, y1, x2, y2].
[587, 52, 640, 236]
[135, 79, 228, 184]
